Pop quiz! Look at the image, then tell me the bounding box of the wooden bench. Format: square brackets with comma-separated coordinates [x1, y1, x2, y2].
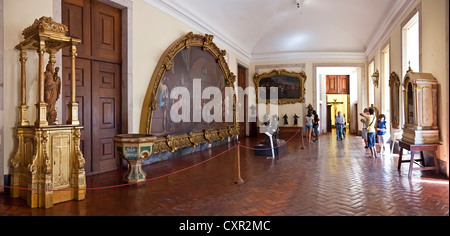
[398, 141, 440, 179]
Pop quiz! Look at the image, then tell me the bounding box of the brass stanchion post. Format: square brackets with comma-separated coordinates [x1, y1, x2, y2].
[235, 141, 244, 185]
[300, 127, 305, 149]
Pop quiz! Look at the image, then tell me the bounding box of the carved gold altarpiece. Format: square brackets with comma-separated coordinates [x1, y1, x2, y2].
[10, 17, 85, 208]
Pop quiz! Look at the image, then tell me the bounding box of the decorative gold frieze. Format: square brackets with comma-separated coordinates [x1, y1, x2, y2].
[22, 16, 68, 39]
[149, 126, 238, 155]
[188, 132, 207, 148]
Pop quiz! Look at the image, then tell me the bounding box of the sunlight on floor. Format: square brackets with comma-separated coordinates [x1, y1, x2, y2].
[411, 178, 449, 185]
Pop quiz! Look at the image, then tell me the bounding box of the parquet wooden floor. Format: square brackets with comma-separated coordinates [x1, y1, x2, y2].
[1, 131, 448, 216]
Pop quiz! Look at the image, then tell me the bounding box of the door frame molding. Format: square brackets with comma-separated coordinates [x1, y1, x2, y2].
[54, 0, 133, 133]
[313, 63, 366, 134]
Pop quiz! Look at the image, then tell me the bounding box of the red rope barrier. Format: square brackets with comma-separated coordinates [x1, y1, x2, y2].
[0, 128, 302, 192]
[237, 128, 301, 150]
[1, 145, 238, 192]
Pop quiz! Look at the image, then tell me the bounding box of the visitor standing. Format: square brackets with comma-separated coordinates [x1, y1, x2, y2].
[361, 108, 369, 149]
[376, 114, 388, 156]
[335, 111, 344, 141]
[360, 108, 377, 158]
[304, 110, 314, 143]
[312, 110, 320, 142]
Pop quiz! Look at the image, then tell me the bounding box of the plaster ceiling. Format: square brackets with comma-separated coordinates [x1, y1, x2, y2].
[146, 0, 415, 61]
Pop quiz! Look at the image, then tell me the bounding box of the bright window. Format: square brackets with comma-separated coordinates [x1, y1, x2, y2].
[403, 12, 420, 75]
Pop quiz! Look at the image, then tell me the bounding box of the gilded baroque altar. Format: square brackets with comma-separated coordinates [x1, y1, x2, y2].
[10, 17, 85, 208]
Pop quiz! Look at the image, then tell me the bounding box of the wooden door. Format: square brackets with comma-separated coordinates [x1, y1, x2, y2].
[326, 75, 338, 94]
[327, 75, 350, 94]
[237, 65, 247, 137]
[338, 75, 350, 94]
[327, 105, 332, 132]
[92, 61, 121, 172]
[62, 57, 92, 172]
[62, 0, 91, 58]
[62, 0, 122, 174]
[92, 0, 122, 64]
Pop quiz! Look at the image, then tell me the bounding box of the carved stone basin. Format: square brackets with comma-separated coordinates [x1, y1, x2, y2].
[113, 134, 156, 183]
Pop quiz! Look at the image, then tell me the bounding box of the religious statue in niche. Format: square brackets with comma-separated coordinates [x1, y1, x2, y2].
[44, 62, 61, 125]
[293, 114, 299, 125]
[283, 114, 289, 125]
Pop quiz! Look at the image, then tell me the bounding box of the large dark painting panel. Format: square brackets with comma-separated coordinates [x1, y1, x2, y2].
[253, 69, 307, 105]
[259, 75, 302, 100]
[150, 46, 232, 138]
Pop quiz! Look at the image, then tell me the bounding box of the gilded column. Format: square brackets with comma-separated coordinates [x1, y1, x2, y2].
[67, 42, 79, 125]
[18, 49, 30, 126]
[35, 40, 48, 127]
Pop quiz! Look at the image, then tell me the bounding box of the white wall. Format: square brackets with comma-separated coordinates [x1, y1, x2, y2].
[368, 0, 449, 176]
[1, 0, 54, 182]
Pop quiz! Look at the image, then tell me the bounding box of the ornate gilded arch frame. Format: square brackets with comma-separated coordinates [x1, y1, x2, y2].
[253, 69, 307, 105]
[389, 71, 401, 129]
[139, 32, 239, 154]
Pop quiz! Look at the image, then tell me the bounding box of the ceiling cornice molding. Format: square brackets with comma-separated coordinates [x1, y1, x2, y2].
[250, 51, 367, 63]
[144, 0, 414, 64]
[364, 0, 416, 59]
[142, 0, 252, 62]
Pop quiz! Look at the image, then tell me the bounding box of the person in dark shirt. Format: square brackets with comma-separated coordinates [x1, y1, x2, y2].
[312, 110, 320, 142]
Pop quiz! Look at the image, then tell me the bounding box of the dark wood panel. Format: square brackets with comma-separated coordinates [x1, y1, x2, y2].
[92, 0, 122, 63]
[326, 75, 349, 94]
[62, 0, 91, 58]
[238, 65, 247, 136]
[92, 61, 121, 173]
[338, 75, 350, 94]
[326, 75, 338, 94]
[62, 57, 92, 173]
[62, 0, 122, 175]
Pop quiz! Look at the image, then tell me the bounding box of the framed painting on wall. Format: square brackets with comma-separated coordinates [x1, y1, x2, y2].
[253, 69, 307, 105]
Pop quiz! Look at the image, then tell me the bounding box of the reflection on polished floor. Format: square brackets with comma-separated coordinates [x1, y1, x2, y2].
[1, 131, 448, 216]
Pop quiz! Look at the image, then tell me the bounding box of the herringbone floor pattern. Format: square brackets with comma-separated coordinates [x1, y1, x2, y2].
[1, 131, 448, 216]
